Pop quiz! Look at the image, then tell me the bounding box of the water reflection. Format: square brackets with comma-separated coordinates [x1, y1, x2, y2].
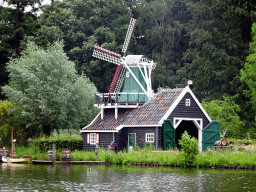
[1, 164, 256, 191]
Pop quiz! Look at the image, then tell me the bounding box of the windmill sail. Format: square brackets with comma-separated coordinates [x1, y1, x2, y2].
[92, 45, 121, 65]
[122, 18, 137, 56]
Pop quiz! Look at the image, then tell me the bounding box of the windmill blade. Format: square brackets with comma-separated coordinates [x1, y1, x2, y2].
[108, 65, 126, 94]
[92, 45, 121, 65]
[113, 65, 126, 93]
[122, 18, 137, 56]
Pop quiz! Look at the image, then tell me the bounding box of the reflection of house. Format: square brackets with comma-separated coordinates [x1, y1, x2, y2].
[81, 85, 220, 151]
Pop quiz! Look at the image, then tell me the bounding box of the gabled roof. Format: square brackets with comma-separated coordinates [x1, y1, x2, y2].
[81, 86, 212, 132]
[81, 87, 184, 132]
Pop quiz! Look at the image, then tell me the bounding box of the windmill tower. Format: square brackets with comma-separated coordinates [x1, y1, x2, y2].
[93, 18, 157, 119]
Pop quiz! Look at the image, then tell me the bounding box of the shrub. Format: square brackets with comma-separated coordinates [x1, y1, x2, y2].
[178, 131, 199, 166]
[34, 135, 83, 151]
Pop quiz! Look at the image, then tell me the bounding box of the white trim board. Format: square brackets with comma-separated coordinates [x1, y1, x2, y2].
[158, 86, 212, 125]
[80, 130, 119, 133]
[81, 124, 162, 133]
[174, 117, 203, 130]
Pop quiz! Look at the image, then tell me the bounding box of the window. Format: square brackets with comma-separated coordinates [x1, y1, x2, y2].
[126, 71, 130, 77]
[145, 133, 154, 143]
[87, 133, 100, 144]
[90, 133, 96, 144]
[185, 99, 190, 106]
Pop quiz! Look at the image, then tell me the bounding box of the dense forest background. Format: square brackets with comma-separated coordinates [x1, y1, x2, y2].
[1, 0, 256, 140]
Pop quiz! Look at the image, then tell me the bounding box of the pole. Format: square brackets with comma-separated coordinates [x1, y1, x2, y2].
[11, 126, 13, 158]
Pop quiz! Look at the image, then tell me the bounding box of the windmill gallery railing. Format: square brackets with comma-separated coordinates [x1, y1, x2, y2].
[94, 92, 148, 106]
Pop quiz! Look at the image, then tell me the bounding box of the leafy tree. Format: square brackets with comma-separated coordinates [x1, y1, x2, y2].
[137, 0, 191, 90]
[1, 0, 41, 58]
[202, 96, 246, 138]
[2, 41, 99, 136]
[0, 100, 36, 145]
[241, 23, 256, 108]
[0, 1, 40, 98]
[177, 0, 252, 101]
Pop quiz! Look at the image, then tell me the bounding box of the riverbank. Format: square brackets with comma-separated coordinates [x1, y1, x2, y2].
[2, 144, 253, 168]
[1, 138, 254, 168]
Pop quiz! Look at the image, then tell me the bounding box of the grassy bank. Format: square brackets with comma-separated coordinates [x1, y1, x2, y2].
[13, 143, 256, 168]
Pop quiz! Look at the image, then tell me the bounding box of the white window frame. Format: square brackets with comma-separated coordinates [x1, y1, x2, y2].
[90, 133, 96, 144]
[145, 133, 154, 143]
[185, 99, 190, 106]
[87, 133, 99, 145]
[126, 71, 130, 77]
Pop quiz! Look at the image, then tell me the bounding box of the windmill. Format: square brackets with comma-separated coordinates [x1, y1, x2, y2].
[93, 18, 156, 115]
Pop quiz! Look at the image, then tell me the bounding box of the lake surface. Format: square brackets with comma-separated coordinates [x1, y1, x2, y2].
[1, 163, 256, 191]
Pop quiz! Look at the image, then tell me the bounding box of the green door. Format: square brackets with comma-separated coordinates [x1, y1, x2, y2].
[163, 120, 175, 150]
[128, 133, 136, 148]
[203, 121, 220, 151]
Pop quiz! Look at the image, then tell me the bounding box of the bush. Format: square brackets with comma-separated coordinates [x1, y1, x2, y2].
[178, 131, 199, 167]
[34, 135, 83, 151]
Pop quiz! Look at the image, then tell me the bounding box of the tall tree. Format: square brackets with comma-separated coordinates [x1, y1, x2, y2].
[2, 0, 42, 58]
[2, 42, 98, 136]
[177, 0, 256, 101]
[0, 1, 41, 98]
[241, 23, 256, 109]
[136, 0, 191, 90]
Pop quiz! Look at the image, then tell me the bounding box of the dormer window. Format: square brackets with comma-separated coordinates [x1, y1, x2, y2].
[185, 99, 190, 106]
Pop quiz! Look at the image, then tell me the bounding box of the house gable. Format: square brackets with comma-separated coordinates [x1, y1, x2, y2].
[168, 92, 210, 129]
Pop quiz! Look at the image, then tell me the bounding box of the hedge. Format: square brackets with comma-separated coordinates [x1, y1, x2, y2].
[34, 138, 83, 151]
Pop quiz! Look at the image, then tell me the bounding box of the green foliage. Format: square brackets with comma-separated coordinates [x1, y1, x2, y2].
[2, 41, 99, 136]
[0, 100, 38, 146]
[34, 0, 131, 93]
[34, 135, 83, 152]
[228, 138, 256, 145]
[202, 96, 245, 138]
[137, 0, 191, 90]
[241, 23, 256, 110]
[178, 131, 199, 167]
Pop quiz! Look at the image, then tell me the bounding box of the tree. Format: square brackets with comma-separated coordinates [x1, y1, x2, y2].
[241, 23, 256, 106]
[137, 0, 191, 90]
[2, 0, 42, 57]
[0, 2, 40, 98]
[2, 41, 99, 136]
[176, 0, 252, 101]
[201, 96, 245, 138]
[0, 100, 37, 145]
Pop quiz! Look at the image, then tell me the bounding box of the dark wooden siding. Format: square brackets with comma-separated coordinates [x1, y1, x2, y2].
[114, 127, 161, 151]
[168, 92, 210, 129]
[82, 132, 114, 150]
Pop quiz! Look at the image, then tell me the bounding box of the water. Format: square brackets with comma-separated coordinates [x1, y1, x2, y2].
[1, 163, 256, 191]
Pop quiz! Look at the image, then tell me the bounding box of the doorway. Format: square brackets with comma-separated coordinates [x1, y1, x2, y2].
[175, 120, 198, 149]
[128, 133, 136, 149]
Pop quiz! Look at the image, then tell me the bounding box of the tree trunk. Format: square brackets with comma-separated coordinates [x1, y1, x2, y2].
[43, 123, 53, 137]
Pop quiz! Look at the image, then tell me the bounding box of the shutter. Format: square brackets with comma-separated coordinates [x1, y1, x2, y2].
[96, 133, 100, 144]
[203, 121, 220, 151]
[87, 133, 90, 144]
[163, 120, 175, 150]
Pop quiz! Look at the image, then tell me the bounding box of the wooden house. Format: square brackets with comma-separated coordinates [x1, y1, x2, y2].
[81, 85, 220, 151]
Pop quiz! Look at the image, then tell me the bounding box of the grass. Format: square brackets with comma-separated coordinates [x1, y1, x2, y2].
[11, 140, 256, 168]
